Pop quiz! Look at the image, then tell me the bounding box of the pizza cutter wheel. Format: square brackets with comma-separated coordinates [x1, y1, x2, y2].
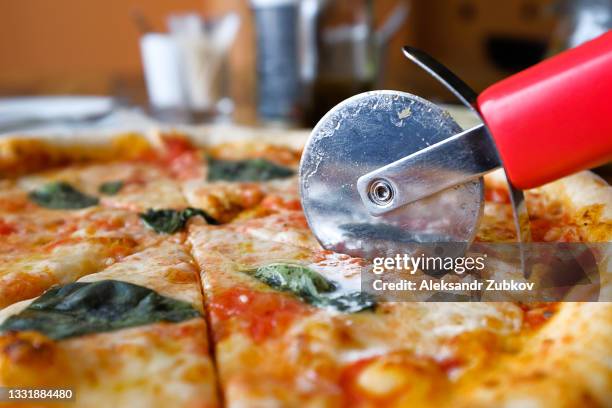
[300, 32, 612, 261]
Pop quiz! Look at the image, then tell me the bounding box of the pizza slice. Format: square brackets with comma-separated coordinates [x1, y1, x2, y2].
[0, 203, 171, 309]
[188, 223, 536, 407]
[188, 166, 612, 406]
[0, 240, 219, 408]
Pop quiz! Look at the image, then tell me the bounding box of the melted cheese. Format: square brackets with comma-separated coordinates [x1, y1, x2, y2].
[451, 302, 612, 407]
[0, 240, 125, 308]
[17, 162, 161, 194]
[0, 207, 160, 309]
[231, 211, 320, 250]
[0, 320, 218, 408]
[0, 240, 219, 408]
[181, 177, 301, 224]
[188, 223, 527, 407]
[101, 179, 188, 211]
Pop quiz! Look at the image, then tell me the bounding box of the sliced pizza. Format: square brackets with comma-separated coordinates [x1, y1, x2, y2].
[187, 167, 612, 406]
[0, 240, 219, 408]
[188, 223, 539, 407]
[0, 128, 609, 408]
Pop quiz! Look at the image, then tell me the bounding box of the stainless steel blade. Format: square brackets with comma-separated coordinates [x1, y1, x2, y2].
[299, 91, 484, 259]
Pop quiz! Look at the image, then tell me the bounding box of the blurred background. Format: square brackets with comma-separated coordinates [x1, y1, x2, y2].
[0, 0, 610, 129]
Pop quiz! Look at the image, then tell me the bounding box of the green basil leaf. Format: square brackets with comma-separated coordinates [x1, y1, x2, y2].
[140, 209, 184, 233]
[99, 180, 124, 195]
[29, 182, 99, 209]
[181, 207, 219, 225]
[253, 263, 336, 298]
[0, 280, 200, 340]
[250, 263, 376, 313]
[139, 207, 218, 234]
[207, 156, 294, 182]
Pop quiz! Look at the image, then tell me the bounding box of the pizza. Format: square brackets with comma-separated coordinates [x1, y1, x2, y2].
[0, 240, 218, 408]
[0, 129, 610, 408]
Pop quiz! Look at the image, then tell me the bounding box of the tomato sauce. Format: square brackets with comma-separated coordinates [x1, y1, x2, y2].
[519, 303, 558, 330]
[139, 134, 203, 180]
[260, 195, 302, 212]
[0, 219, 16, 235]
[0, 195, 33, 213]
[162, 137, 202, 180]
[209, 287, 311, 343]
[338, 356, 378, 407]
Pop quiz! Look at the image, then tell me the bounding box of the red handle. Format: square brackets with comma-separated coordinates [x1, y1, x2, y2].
[477, 31, 612, 190]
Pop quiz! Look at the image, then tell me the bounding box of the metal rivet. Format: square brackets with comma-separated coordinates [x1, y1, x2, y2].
[368, 179, 395, 206]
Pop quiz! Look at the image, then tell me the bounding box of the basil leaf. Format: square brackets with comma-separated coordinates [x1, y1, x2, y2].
[29, 182, 99, 209]
[99, 180, 124, 195]
[182, 207, 219, 225]
[140, 209, 184, 233]
[0, 280, 200, 340]
[207, 156, 294, 182]
[254, 263, 336, 298]
[139, 207, 218, 234]
[250, 263, 376, 313]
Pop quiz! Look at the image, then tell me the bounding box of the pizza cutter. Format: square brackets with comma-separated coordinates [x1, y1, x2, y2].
[300, 31, 612, 260]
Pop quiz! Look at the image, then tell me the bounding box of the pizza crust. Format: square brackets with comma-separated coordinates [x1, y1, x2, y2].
[0, 126, 309, 178]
